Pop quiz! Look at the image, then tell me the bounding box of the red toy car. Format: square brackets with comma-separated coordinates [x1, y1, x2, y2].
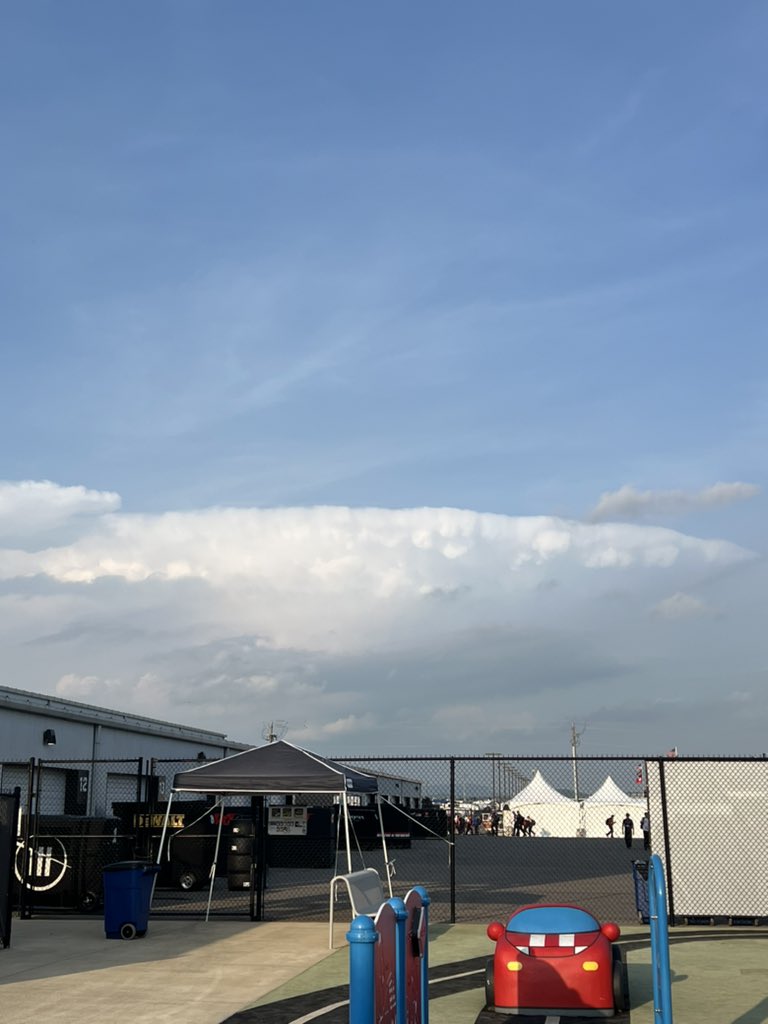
[486, 904, 628, 1017]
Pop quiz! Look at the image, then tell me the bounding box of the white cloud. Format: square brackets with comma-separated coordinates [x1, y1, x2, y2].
[0, 504, 749, 591]
[589, 482, 761, 522]
[0, 481, 762, 753]
[652, 592, 716, 620]
[300, 713, 377, 739]
[0, 480, 121, 537]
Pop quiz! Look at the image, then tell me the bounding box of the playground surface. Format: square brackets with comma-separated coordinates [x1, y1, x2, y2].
[1, 917, 766, 1023]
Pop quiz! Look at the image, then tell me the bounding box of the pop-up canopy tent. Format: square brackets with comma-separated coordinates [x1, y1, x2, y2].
[155, 740, 389, 919]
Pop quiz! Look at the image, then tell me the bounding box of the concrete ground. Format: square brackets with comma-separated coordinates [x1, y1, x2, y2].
[0, 918, 339, 1024]
[1, 917, 767, 1023]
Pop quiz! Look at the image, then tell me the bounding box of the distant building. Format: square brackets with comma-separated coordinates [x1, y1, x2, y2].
[0, 686, 423, 818]
[0, 684, 249, 815]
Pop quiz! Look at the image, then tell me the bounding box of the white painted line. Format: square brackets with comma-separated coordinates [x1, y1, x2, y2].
[288, 966, 485, 1021]
[544, 1017, 561, 1023]
[428, 967, 484, 984]
[289, 999, 349, 1023]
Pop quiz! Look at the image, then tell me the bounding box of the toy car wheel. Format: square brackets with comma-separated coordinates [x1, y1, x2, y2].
[120, 922, 137, 940]
[178, 868, 200, 891]
[484, 957, 495, 1009]
[612, 946, 629, 1012]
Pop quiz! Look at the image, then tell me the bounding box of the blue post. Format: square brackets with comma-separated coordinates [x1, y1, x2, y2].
[388, 897, 408, 1024]
[348, 914, 378, 1024]
[648, 854, 674, 1024]
[412, 886, 431, 1024]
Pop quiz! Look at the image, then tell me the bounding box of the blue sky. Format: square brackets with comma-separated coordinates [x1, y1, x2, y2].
[1, 3, 767, 755]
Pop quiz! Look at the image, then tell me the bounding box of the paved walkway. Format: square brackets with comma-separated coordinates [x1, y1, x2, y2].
[0, 919, 340, 1024]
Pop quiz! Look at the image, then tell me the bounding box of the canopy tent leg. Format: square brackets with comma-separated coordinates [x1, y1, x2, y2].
[151, 791, 175, 908]
[341, 790, 353, 874]
[376, 793, 393, 897]
[205, 799, 225, 922]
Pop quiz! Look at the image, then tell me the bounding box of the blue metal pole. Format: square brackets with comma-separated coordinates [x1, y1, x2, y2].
[388, 898, 408, 1024]
[348, 914, 378, 1024]
[649, 854, 673, 1024]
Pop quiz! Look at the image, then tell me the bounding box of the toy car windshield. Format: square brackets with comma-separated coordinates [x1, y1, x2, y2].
[506, 906, 600, 935]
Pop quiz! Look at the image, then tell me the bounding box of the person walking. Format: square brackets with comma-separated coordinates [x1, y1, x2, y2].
[605, 814, 615, 838]
[622, 812, 635, 848]
[640, 812, 651, 850]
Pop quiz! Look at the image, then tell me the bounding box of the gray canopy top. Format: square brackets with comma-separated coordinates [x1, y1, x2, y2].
[172, 739, 379, 796]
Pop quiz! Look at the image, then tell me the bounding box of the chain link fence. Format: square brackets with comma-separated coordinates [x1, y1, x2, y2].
[645, 757, 768, 925]
[7, 753, 767, 926]
[329, 755, 649, 926]
[17, 759, 142, 916]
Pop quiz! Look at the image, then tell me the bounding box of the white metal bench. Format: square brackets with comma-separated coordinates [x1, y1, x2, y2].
[328, 867, 387, 948]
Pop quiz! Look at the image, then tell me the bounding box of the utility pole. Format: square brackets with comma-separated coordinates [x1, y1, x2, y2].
[571, 722, 586, 802]
[485, 752, 501, 807]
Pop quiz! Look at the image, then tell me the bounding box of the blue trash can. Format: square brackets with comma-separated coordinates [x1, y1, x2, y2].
[103, 861, 160, 939]
[632, 859, 650, 924]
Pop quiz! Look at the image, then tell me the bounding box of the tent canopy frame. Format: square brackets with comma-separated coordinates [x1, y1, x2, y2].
[153, 741, 392, 919]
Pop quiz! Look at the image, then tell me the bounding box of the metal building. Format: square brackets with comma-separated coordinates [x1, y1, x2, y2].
[0, 684, 249, 815]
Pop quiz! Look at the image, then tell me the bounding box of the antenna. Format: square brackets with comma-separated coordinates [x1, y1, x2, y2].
[262, 720, 288, 743]
[571, 721, 587, 802]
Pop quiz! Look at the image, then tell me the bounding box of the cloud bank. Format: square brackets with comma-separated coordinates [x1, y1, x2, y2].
[0, 480, 762, 755]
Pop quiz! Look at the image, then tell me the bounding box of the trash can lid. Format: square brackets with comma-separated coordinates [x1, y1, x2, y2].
[103, 860, 159, 873]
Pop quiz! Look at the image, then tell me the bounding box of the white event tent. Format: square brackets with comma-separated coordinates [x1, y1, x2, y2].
[501, 771, 647, 838]
[582, 775, 646, 838]
[502, 770, 579, 837]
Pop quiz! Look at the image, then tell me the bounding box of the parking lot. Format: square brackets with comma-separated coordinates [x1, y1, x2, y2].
[146, 832, 645, 925]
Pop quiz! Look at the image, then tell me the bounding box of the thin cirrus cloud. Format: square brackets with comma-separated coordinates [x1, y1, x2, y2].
[588, 482, 761, 522]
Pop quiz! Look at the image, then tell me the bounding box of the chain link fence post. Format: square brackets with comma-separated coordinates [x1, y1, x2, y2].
[449, 757, 456, 923]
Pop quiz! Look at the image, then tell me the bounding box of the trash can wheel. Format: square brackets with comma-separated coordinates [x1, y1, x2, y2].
[120, 922, 137, 940]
